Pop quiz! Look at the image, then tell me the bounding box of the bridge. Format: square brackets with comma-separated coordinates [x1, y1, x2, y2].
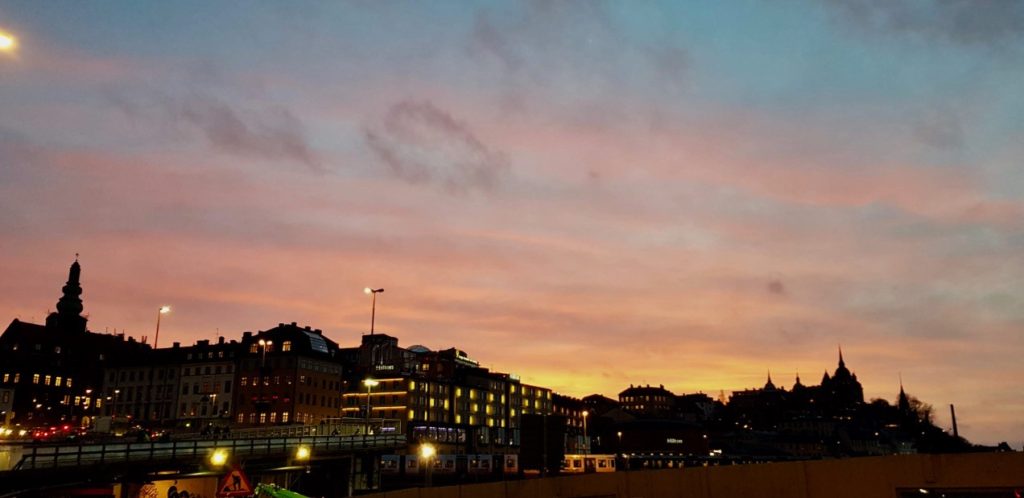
[0, 420, 407, 497]
[9, 432, 403, 470]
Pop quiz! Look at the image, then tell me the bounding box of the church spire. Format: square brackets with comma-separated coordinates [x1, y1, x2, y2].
[764, 369, 776, 390]
[46, 256, 87, 333]
[838, 345, 845, 369]
[898, 374, 912, 414]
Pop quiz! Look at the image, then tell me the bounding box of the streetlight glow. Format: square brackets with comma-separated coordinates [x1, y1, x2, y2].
[419, 442, 436, 459]
[209, 448, 229, 467]
[295, 445, 311, 461]
[0, 31, 16, 51]
[160, 305, 171, 313]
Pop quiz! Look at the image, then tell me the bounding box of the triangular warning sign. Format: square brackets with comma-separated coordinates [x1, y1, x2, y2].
[217, 466, 254, 497]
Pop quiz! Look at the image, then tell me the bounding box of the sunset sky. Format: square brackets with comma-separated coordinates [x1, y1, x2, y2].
[1, 2, 1022, 445]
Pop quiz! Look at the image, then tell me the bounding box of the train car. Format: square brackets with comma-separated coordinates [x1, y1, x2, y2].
[467, 454, 493, 475]
[435, 454, 458, 474]
[405, 455, 420, 474]
[591, 454, 616, 473]
[562, 454, 616, 474]
[380, 454, 402, 474]
[502, 454, 519, 475]
[562, 454, 585, 473]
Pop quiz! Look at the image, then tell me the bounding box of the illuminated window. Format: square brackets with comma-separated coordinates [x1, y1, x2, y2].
[282, 340, 291, 352]
[444, 399, 450, 410]
[67, 378, 72, 388]
[250, 344, 259, 353]
[260, 413, 267, 424]
[44, 375, 51, 386]
[470, 389, 477, 400]
[240, 376, 247, 386]
[456, 387, 462, 397]
[488, 393, 494, 402]
[269, 412, 277, 423]
[249, 413, 256, 423]
[408, 409, 415, 421]
[32, 374, 39, 384]
[55, 376, 62, 386]
[282, 412, 289, 423]
[2, 373, 8, 383]
[14, 373, 20, 383]
[95, 398, 102, 408]
[238, 413, 244, 423]
[456, 414, 462, 424]
[409, 380, 416, 390]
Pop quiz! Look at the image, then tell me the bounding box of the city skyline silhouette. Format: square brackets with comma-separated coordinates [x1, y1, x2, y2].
[1, 2, 1022, 447]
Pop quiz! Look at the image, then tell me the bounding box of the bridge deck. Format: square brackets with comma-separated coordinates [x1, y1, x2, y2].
[11, 433, 404, 470]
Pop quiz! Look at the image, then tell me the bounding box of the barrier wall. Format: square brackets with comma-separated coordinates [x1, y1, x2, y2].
[363, 453, 1024, 498]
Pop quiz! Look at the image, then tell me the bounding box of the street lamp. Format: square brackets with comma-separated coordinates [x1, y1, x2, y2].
[363, 288, 384, 334]
[153, 306, 171, 349]
[258, 339, 273, 368]
[295, 445, 311, 461]
[582, 410, 589, 455]
[362, 379, 379, 434]
[419, 443, 436, 487]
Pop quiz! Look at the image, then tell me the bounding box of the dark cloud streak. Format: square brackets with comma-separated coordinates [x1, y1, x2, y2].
[364, 100, 509, 193]
[825, 0, 1024, 47]
[106, 90, 323, 171]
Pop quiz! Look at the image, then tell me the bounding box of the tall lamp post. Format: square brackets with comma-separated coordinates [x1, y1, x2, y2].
[420, 443, 436, 488]
[362, 379, 378, 434]
[582, 410, 589, 455]
[363, 288, 384, 334]
[153, 306, 171, 349]
[258, 339, 272, 424]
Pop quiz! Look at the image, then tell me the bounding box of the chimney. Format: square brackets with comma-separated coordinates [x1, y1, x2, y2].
[172, 342, 181, 349]
[304, 325, 311, 331]
[218, 336, 225, 345]
[243, 331, 252, 340]
[291, 321, 297, 327]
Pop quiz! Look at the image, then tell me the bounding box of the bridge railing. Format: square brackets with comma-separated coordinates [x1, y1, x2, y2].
[12, 433, 405, 471]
